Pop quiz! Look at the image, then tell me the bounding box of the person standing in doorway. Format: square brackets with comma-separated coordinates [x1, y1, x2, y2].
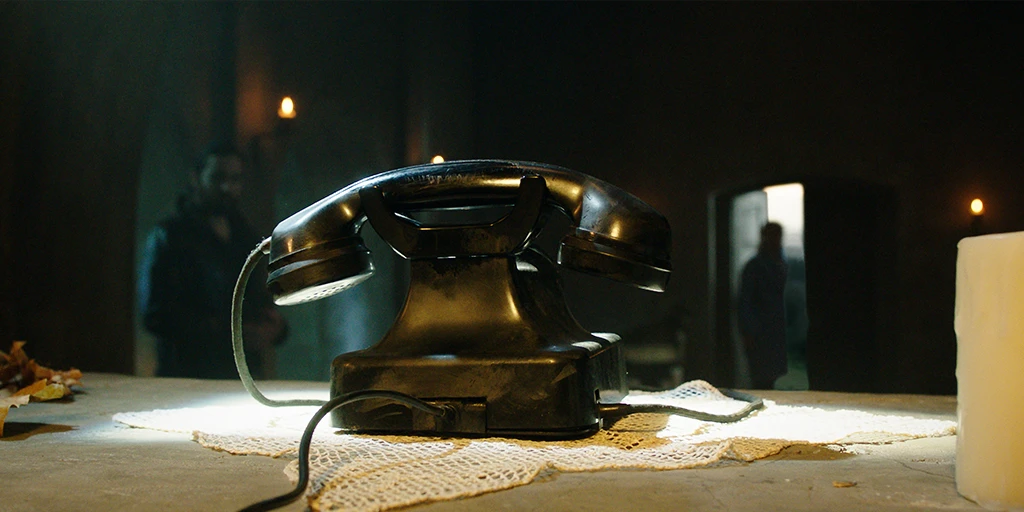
[738, 222, 788, 389]
[138, 145, 287, 379]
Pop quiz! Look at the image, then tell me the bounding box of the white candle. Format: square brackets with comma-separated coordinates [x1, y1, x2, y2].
[955, 232, 1024, 510]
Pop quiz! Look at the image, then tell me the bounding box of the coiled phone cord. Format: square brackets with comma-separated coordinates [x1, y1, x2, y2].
[232, 238, 327, 408]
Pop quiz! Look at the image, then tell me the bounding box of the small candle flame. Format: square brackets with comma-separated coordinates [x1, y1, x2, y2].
[431, 155, 445, 164]
[278, 97, 296, 119]
[971, 198, 984, 216]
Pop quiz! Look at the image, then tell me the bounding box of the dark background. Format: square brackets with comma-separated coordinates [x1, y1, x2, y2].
[2, 2, 1021, 394]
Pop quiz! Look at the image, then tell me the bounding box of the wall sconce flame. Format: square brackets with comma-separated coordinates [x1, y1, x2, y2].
[970, 198, 984, 216]
[278, 97, 296, 119]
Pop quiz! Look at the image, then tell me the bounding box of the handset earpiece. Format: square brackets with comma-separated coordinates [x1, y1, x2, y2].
[557, 229, 671, 292]
[265, 172, 383, 306]
[266, 236, 374, 305]
[550, 176, 672, 292]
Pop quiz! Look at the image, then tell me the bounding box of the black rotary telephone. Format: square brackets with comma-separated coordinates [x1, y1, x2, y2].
[261, 159, 671, 438]
[232, 160, 761, 511]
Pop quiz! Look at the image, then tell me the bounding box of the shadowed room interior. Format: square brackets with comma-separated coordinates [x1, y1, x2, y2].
[3, 1, 1023, 396]
[5, 3, 1024, 511]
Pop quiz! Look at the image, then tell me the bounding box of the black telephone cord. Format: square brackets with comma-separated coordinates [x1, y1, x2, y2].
[232, 239, 764, 511]
[239, 390, 448, 512]
[232, 238, 326, 408]
[239, 388, 763, 511]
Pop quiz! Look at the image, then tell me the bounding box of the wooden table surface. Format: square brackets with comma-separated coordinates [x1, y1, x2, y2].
[0, 374, 978, 512]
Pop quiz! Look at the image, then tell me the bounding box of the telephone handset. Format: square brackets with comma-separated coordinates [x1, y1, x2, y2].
[266, 160, 670, 304]
[261, 160, 673, 438]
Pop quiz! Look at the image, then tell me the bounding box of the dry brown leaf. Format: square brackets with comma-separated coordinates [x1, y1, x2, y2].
[50, 368, 82, 388]
[0, 346, 18, 384]
[0, 396, 27, 408]
[0, 341, 83, 436]
[31, 383, 71, 401]
[1, 395, 30, 437]
[13, 379, 47, 397]
[30, 359, 52, 381]
[0, 362, 15, 386]
[1, 341, 82, 411]
[2, 342, 83, 390]
[8, 341, 29, 366]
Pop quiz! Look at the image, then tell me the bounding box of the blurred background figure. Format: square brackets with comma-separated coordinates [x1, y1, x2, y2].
[138, 145, 287, 379]
[738, 222, 788, 389]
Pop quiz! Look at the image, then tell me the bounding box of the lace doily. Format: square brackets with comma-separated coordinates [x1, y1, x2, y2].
[113, 381, 955, 511]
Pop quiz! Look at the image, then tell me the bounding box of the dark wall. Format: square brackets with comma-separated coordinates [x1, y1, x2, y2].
[3, 3, 1021, 393]
[468, 3, 1024, 393]
[1, 3, 174, 372]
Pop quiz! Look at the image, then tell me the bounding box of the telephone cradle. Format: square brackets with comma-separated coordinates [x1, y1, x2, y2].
[263, 160, 671, 439]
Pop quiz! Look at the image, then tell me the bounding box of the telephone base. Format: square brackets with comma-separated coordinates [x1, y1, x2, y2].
[329, 336, 627, 439]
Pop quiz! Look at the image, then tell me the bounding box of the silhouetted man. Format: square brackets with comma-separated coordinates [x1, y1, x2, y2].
[139, 146, 286, 379]
[738, 222, 788, 389]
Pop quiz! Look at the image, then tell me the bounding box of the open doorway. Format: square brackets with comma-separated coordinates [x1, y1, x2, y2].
[713, 178, 898, 393]
[763, 184, 808, 390]
[723, 183, 808, 390]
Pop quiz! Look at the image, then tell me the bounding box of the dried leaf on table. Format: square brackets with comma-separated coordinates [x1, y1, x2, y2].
[1, 395, 30, 437]
[0, 340, 82, 437]
[2, 341, 83, 391]
[35, 383, 72, 401]
[13, 379, 47, 397]
[44, 368, 83, 388]
[0, 347, 18, 383]
[0, 362, 15, 387]
[16, 381, 71, 401]
[6, 341, 30, 367]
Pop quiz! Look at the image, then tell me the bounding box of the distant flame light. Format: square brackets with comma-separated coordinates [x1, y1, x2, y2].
[278, 97, 296, 119]
[431, 155, 445, 164]
[970, 198, 984, 216]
